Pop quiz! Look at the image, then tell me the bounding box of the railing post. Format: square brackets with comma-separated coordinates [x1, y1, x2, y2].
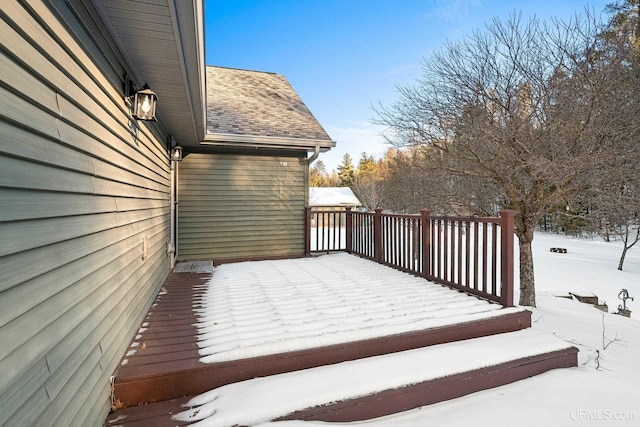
[374, 208, 383, 263]
[499, 209, 516, 307]
[305, 207, 312, 256]
[420, 209, 431, 279]
[345, 207, 353, 253]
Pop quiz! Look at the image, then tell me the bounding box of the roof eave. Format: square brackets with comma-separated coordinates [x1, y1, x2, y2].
[202, 133, 336, 152]
[170, 0, 206, 143]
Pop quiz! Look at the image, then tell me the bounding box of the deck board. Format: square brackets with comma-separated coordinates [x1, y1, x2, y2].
[127, 342, 199, 356]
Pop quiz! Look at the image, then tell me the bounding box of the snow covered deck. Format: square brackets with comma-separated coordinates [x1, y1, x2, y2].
[111, 254, 532, 409]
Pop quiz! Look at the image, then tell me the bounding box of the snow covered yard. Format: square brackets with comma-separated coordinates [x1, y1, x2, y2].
[175, 233, 640, 427]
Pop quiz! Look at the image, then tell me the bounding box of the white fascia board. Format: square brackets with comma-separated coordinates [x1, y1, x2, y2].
[202, 133, 336, 152]
[171, 0, 207, 143]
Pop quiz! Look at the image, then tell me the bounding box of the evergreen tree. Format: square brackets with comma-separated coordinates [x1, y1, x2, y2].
[357, 152, 376, 175]
[309, 160, 329, 187]
[337, 153, 355, 187]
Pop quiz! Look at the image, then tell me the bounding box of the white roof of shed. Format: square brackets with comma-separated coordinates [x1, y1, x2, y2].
[309, 187, 361, 207]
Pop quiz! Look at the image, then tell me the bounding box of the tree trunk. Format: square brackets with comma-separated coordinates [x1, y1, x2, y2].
[518, 237, 536, 307]
[618, 245, 627, 271]
[515, 214, 537, 307]
[618, 224, 630, 271]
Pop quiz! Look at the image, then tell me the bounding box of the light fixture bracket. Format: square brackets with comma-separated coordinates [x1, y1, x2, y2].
[124, 76, 136, 100]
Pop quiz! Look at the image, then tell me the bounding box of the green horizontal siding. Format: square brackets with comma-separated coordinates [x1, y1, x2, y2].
[178, 153, 307, 260]
[0, 2, 171, 427]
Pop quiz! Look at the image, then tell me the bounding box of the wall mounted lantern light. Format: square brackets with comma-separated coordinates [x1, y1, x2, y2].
[132, 83, 158, 121]
[170, 145, 183, 162]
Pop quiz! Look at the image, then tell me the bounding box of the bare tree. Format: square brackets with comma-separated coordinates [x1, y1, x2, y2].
[382, 148, 434, 213]
[352, 153, 385, 210]
[575, 0, 640, 270]
[376, 147, 496, 215]
[576, 158, 640, 270]
[375, 12, 632, 306]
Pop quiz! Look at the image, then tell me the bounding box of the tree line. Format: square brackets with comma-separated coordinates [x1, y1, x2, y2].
[312, 1, 640, 306]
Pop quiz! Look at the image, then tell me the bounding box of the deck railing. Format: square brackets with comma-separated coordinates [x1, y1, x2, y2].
[306, 207, 515, 307]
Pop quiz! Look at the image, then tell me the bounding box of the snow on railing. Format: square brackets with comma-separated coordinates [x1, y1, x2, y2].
[306, 207, 515, 307]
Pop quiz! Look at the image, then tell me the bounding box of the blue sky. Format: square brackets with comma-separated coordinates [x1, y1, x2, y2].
[205, 0, 611, 171]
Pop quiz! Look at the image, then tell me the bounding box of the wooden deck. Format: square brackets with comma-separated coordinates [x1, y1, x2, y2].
[111, 272, 532, 409]
[105, 259, 577, 426]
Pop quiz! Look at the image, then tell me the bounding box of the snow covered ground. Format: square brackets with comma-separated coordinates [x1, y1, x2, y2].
[182, 232, 640, 426]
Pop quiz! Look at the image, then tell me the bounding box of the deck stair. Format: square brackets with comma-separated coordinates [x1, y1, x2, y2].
[106, 329, 576, 426]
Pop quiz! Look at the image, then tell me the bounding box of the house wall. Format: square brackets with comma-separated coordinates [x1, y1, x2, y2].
[178, 152, 308, 260]
[0, 2, 170, 426]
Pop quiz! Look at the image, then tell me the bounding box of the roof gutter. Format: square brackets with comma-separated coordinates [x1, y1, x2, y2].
[203, 132, 335, 150]
[307, 146, 320, 165]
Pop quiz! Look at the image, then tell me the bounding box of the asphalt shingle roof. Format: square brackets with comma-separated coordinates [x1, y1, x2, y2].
[206, 66, 333, 142]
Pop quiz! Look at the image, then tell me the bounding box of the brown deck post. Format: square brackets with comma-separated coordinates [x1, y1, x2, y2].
[420, 209, 432, 279]
[499, 210, 516, 307]
[374, 208, 383, 263]
[345, 207, 353, 253]
[305, 207, 312, 256]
